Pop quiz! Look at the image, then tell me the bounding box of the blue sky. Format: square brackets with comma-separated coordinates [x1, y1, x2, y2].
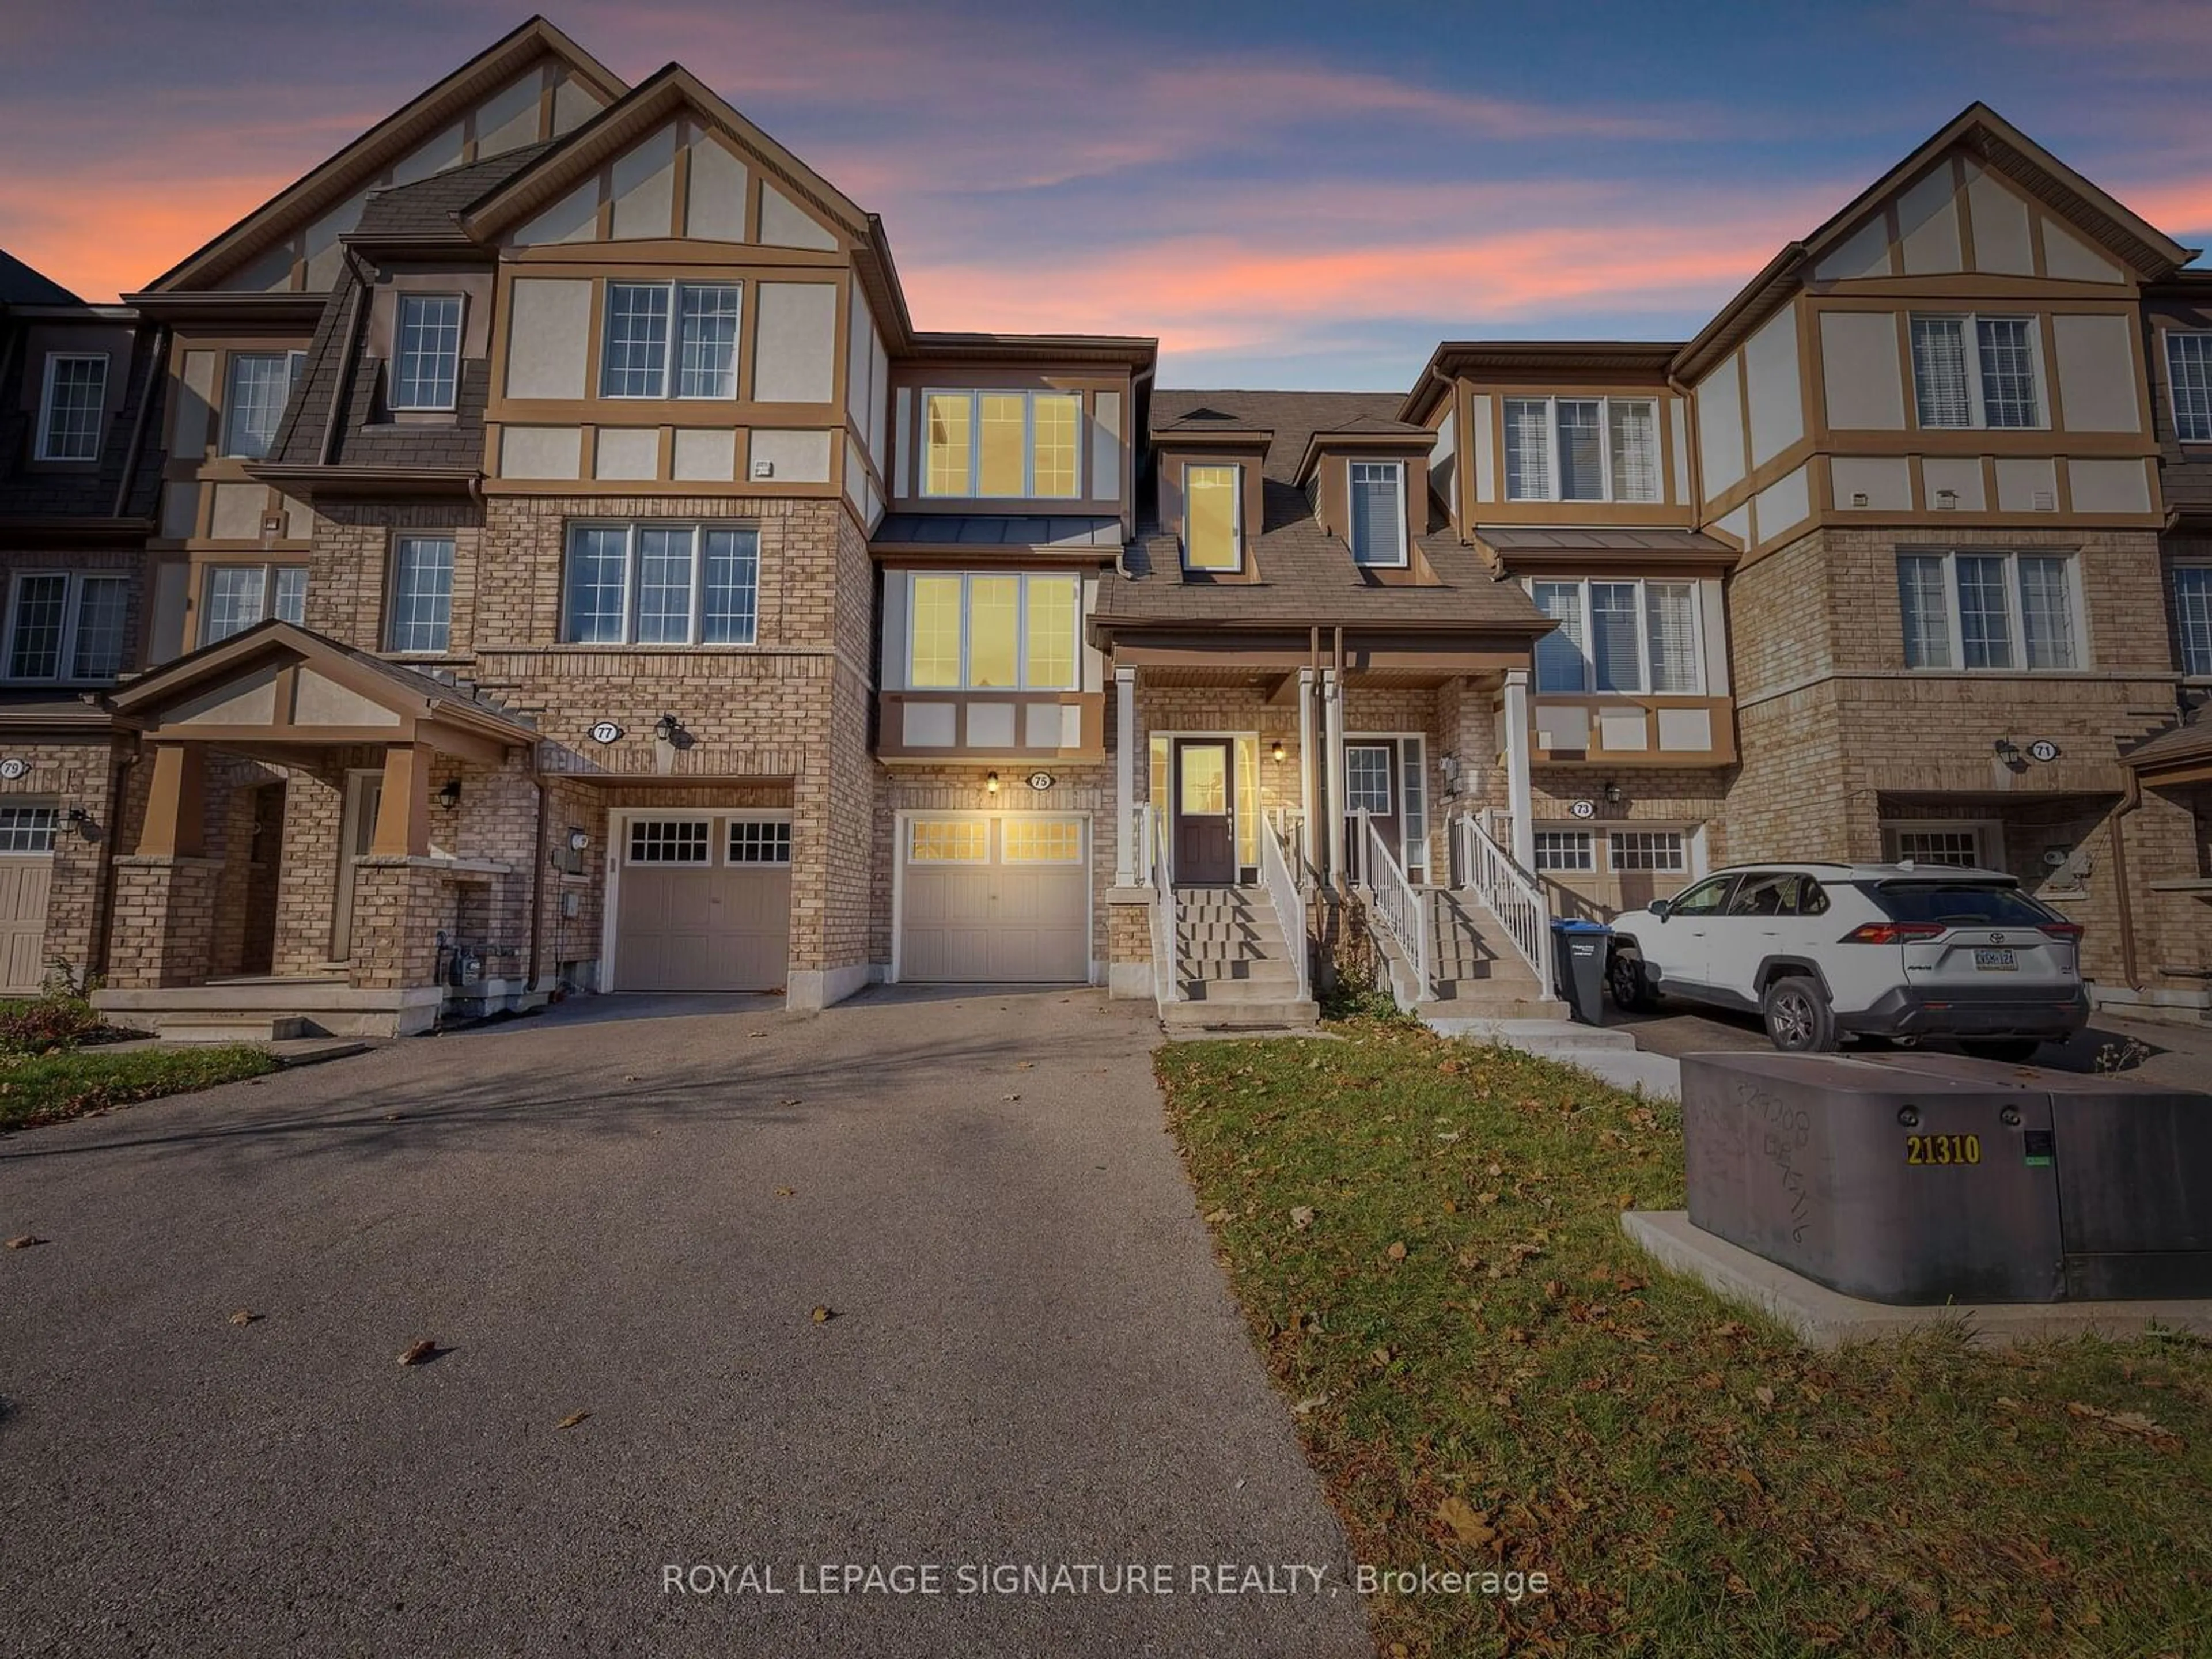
[2, 0, 2207, 388]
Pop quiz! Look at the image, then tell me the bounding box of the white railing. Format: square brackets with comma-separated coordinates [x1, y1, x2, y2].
[1457, 811, 1550, 986]
[1356, 808, 1430, 991]
[1145, 802, 1183, 1004]
[1260, 814, 1312, 1005]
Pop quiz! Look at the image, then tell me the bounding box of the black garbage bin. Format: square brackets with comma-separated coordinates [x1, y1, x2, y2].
[1549, 918, 1611, 1024]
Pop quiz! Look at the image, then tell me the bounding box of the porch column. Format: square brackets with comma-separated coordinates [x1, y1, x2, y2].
[1322, 668, 1347, 889]
[136, 743, 207, 857]
[1296, 667, 1317, 874]
[1502, 668, 1535, 869]
[370, 741, 434, 858]
[1113, 665, 1137, 885]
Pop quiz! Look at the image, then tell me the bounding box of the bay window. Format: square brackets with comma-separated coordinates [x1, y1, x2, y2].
[1504, 397, 1661, 503]
[392, 294, 464, 411]
[906, 571, 1081, 691]
[35, 354, 108, 462]
[1910, 315, 2043, 429]
[222, 351, 305, 459]
[2167, 331, 2212, 444]
[1531, 578, 1703, 694]
[1182, 464, 1243, 572]
[1347, 461, 1407, 567]
[601, 281, 740, 399]
[1896, 551, 2080, 670]
[200, 564, 306, 645]
[561, 522, 759, 645]
[921, 389, 1082, 498]
[5, 572, 130, 680]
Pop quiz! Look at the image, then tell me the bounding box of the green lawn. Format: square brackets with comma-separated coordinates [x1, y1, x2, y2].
[1158, 1019, 2212, 1659]
[0, 1044, 278, 1132]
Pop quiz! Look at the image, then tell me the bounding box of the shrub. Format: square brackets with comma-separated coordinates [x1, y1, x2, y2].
[0, 993, 105, 1055]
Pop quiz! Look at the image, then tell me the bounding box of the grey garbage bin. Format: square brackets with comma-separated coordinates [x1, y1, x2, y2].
[1550, 918, 1611, 1024]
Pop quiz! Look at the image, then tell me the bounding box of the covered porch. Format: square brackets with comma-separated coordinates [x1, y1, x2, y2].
[94, 621, 543, 1038]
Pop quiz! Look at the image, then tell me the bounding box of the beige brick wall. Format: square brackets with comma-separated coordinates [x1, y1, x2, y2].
[0, 737, 127, 986]
[105, 858, 221, 989]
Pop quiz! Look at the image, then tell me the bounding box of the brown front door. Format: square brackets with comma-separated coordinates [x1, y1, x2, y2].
[1344, 741, 1400, 876]
[240, 782, 285, 976]
[1173, 740, 1236, 885]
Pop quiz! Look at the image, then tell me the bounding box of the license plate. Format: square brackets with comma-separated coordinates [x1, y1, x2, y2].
[1974, 948, 2017, 971]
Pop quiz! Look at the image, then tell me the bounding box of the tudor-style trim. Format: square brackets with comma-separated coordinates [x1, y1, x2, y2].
[141, 17, 626, 295]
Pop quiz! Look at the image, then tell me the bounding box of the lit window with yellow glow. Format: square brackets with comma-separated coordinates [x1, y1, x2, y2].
[1032, 394, 1080, 497]
[904, 571, 1081, 691]
[967, 575, 1020, 687]
[1183, 464, 1241, 571]
[919, 389, 1084, 498]
[908, 574, 964, 687]
[925, 394, 972, 496]
[1023, 575, 1076, 688]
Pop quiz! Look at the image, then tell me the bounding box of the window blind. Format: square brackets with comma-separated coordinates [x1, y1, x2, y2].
[1643, 582, 1699, 692]
[2168, 334, 2212, 443]
[1532, 581, 1586, 691]
[2017, 555, 2075, 669]
[1504, 400, 1550, 500]
[1556, 400, 1604, 501]
[2176, 566, 2212, 676]
[1911, 317, 1971, 428]
[1607, 400, 1660, 502]
[1896, 555, 1950, 668]
[1955, 555, 2013, 668]
[1348, 462, 1403, 566]
[1589, 582, 1641, 692]
[1976, 317, 2039, 427]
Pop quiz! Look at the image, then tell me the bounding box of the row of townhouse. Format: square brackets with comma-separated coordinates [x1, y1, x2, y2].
[0, 17, 2206, 1037]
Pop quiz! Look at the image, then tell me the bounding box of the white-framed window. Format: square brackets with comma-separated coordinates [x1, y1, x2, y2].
[0, 805, 56, 854]
[34, 353, 108, 461]
[2169, 332, 2212, 444]
[627, 819, 711, 863]
[726, 819, 793, 865]
[2176, 563, 2212, 676]
[1533, 830, 1594, 872]
[1608, 830, 1686, 873]
[1182, 463, 1243, 572]
[1530, 577, 1703, 694]
[3, 572, 130, 681]
[562, 522, 760, 646]
[1344, 744, 1392, 815]
[1002, 818, 1084, 863]
[1503, 397, 1661, 503]
[908, 819, 990, 862]
[906, 571, 1080, 691]
[392, 294, 464, 411]
[1346, 461, 1407, 567]
[1910, 315, 2043, 429]
[920, 389, 1082, 498]
[387, 534, 454, 654]
[221, 351, 305, 459]
[600, 281, 741, 399]
[1896, 551, 2081, 671]
[1883, 824, 1991, 868]
[199, 564, 306, 646]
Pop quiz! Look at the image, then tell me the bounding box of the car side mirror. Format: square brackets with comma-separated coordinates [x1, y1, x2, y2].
[1650, 899, 1671, 921]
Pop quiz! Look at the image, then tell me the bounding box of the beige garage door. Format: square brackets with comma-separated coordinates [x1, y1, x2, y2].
[0, 805, 56, 994]
[613, 816, 791, 992]
[900, 814, 1089, 983]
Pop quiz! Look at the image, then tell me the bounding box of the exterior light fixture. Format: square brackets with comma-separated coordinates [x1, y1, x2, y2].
[986, 771, 1001, 795]
[653, 713, 683, 743]
[437, 779, 462, 810]
[1603, 778, 1623, 806]
[1271, 740, 1286, 763]
[1993, 738, 2022, 763]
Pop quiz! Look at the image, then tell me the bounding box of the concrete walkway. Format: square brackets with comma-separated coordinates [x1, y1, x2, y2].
[0, 988, 1365, 1657]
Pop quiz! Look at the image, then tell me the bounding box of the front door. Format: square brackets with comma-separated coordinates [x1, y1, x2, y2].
[331, 771, 382, 963]
[240, 782, 285, 976]
[1343, 742, 1400, 875]
[1173, 740, 1236, 885]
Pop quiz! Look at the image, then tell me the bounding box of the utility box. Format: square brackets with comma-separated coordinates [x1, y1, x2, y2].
[1681, 1051, 2212, 1305]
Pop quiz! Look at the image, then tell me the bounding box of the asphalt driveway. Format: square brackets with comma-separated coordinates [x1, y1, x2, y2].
[0, 989, 1366, 1658]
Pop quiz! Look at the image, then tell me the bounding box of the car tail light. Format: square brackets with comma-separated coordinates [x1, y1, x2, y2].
[1839, 922, 1946, 944]
[2040, 922, 2084, 941]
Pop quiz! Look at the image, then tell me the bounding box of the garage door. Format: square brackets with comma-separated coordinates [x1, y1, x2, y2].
[900, 814, 1089, 983]
[613, 816, 791, 992]
[0, 805, 55, 994]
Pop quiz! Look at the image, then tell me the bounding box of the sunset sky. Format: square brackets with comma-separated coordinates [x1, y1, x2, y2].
[3, 0, 2209, 388]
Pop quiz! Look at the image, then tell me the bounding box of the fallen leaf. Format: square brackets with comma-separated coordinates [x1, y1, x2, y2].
[1290, 1206, 1315, 1230]
[382, 1112, 405, 1122]
[1291, 1393, 1331, 1417]
[1435, 1495, 1497, 1549]
[1016, 1060, 1035, 1070]
[1755, 1386, 1777, 1407]
[6, 1234, 46, 1249]
[556, 1411, 590, 1430]
[397, 1339, 438, 1366]
[1435, 1130, 1461, 1142]
[1386, 1240, 1408, 1262]
[1490, 1389, 1513, 1407]
[774, 1187, 796, 1198]
[2066, 1400, 2183, 1450]
[229, 1309, 259, 1327]
[1202, 1207, 1230, 1224]
[622, 1074, 638, 1082]
[1000, 1093, 1021, 1103]
[1442, 1198, 1458, 1215]
[810, 1305, 836, 1323]
[1476, 1191, 1499, 1206]
[1372, 1346, 1394, 1366]
[1487, 1163, 1504, 1177]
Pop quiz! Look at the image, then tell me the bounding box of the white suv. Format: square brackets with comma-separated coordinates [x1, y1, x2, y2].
[1605, 862, 2089, 1060]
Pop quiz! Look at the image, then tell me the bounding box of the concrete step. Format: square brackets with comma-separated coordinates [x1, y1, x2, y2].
[158, 1014, 313, 1043]
[1182, 971, 1307, 999]
[1183, 958, 1300, 986]
[1176, 920, 1283, 945]
[1422, 1015, 1634, 1049]
[1162, 997, 1320, 1032]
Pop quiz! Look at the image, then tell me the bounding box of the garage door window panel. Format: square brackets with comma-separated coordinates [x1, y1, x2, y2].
[628, 819, 711, 863]
[0, 807, 56, 853]
[727, 820, 792, 864]
[910, 820, 990, 862]
[1002, 817, 1082, 862]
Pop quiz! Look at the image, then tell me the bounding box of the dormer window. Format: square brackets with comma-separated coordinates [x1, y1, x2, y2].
[392, 294, 464, 411]
[1347, 461, 1407, 567]
[1183, 464, 1243, 573]
[35, 354, 108, 462]
[1504, 397, 1661, 503]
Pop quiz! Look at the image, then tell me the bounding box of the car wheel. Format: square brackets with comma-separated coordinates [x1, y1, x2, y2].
[1762, 975, 1836, 1053]
[1961, 1038, 2040, 1063]
[1607, 949, 1657, 1012]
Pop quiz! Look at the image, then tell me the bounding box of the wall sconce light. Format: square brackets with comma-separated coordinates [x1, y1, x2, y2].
[1270, 740, 1286, 763]
[1603, 778, 1623, 806]
[66, 806, 96, 841]
[1993, 737, 2022, 764]
[986, 771, 1001, 795]
[437, 779, 462, 810]
[653, 713, 683, 744]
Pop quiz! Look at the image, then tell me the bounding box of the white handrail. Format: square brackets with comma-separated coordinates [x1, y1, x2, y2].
[1357, 808, 1430, 992]
[1146, 802, 1182, 1004]
[1260, 813, 1312, 1005]
[1457, 811, 1551, 986]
